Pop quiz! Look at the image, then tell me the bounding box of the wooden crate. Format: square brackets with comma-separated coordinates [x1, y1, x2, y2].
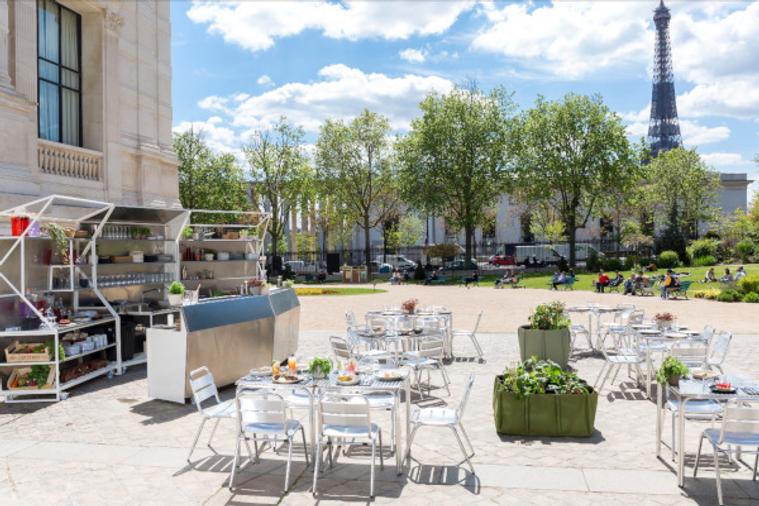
[4, 342, 49, 363]
[7, 366, 56, 390]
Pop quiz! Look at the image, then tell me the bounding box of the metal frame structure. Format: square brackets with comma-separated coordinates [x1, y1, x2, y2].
[0, 195, 120, 402]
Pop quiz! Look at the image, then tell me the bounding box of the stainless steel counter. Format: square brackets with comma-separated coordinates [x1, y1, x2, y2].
[145, 288, 300, 403]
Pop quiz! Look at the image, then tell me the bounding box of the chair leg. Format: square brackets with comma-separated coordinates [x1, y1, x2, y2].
[714, 446, 723, 506]
[671, 412, 676, 462]
[753, 448, 758, 481]
[284, 438, 293, 492]
[408, 424, 420, 455]
[440, 367, 451, 396]
[301, 426, 310, 466]
[207, 418, 221, 450]
[327, 437, 333, 468]
[370, 439, 376, 498]
[694, 432, 705, 477]
[312, 438, 321, 496]
[610, 362, 621, 387]
[187, 417, 207, 463]
[451, 426, 475, 475]
[243, 437, 256, 466]
[229, 434, 241, 491]
[378, 428, 384, 470]
[459, 423, 475, 458]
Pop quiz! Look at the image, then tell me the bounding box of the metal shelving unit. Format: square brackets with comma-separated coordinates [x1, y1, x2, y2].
[0, 196, 121, 403]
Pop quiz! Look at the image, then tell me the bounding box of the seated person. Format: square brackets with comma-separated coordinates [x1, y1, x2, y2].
[464, 271, 479, 288]
[402, 270, 411, 282]
[623, 273, 639, 295]
[608, 271, 624, 289]
[660, 269, 676, 299]
[390, 270, 402, 285]
[595, 270, 610, 293]
[424, 268, 440, 285]
[702, 267, 717, 283]
[735, 266, 747, 281]
[719, 268, 733, 283]
[551, 271, 566, 290]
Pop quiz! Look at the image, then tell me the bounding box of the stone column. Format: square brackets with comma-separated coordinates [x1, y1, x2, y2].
[104, 9, 124, 202]
[0, 0, 13, 89]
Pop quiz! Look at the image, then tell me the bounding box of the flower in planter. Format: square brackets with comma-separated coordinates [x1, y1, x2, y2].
[401, 298, 418, 314]
[529, 301, 571, 330]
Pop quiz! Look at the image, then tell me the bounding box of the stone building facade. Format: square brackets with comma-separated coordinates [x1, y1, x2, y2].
[0, 0, 178, 211]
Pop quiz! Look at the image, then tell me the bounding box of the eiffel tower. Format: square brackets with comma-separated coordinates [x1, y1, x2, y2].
[648, 0, 682, 157]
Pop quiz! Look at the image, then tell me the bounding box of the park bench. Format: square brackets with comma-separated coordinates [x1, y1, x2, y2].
[425, 275, 449, 285]
[548, 277, 576, 290]
[668, 280, 692, 299]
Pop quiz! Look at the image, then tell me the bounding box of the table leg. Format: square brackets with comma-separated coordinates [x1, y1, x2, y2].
[394, 391, 401, 474]
[656, 382, 663, 457]
[405, 377, 411, 466]
[588, 313, 594, 349]
[678, 398, 686, 487]
[309, 390, 316, 466]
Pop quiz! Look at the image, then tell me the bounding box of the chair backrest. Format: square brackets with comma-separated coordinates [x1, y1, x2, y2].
[189, 366, 221, 412]
[456, 374, 475, 419]
[700, 325, 715, 343]
[416, 315, 444, 335]
[707, 332, 732, 365]
[367, 316, 392, 334]
[319, 394, 372, 437]
[719, 401, 759, 443]
[670, 340, 708, 368]
[414, 336, 445, 359]
[360, 355, 398, 370]
[236, 389, 287, 430]
[628, 310, 645, 324]
[345, 310, 357, 327]
[472, 311, 483, 334]
[330, 335, 352, 360]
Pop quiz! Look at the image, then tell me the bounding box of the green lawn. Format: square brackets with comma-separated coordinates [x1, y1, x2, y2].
[402, 264, 758, 292]
[295, 286, 387, 296]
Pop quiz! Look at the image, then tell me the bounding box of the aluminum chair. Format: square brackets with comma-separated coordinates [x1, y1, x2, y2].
[451, 311, 484, 360]
[402, 336, 451, 398]
[593, 331, 645, 393]
[670, 340, 708, 369]
[705, 332, 732, 374]
[313, 394, 383, 498]
[694, 401, 759, 505]
[330, 335, 353, 361]
[187, 366, 236, 463]
[696, 325, 715, 343]
[570, 323, 593, 351]
[408, 374, 476, 474]
[230, 389, 309, 492]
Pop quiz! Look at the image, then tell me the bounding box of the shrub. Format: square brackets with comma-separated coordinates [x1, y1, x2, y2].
[692, 288, 721, 300]
[413, 262, 426, 281]
[692, 255, 717, 267]
[687, 238, 721, 260]
[529, 301, 570, 330]
[716, 289, 742, 303]
[586, 250, 600, 272]
[623, 255, 638, 271]
[742, 292, 759, 303]
[602, 257, 623, 272]
[735, 239, 755, 261]
[501, 358, 590, 397]
[657, 250, 680, 269]
[737, 275, 759, 295]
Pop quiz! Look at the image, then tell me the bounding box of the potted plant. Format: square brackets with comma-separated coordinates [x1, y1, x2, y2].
[167, 281, 185, 306]
[182, 227, 193, 240]
[493, 357, 598, 436]
[308, 357, 332, 379]
[656, 356, 689, 387]
[518, 301, 571, 369]
[655, 312, 675, 331]
[45, 223, 70, 264]
[401, 298, 418, 314]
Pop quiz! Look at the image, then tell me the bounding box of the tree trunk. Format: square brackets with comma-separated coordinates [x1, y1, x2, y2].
[566, 214, 577, 268]
[271, 230, 279, 276]
[464, 224, 474, 269]
[364, 216, 372, 282]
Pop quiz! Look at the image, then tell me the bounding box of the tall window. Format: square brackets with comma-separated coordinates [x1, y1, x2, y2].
[37, 0, 81, 146]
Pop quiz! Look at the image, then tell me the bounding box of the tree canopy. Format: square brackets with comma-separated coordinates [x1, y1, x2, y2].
[507, 93, 637, 266]
[397, 84, 515, 267]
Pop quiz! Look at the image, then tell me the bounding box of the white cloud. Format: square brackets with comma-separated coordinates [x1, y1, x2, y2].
[198, 95, 230, 113]
[679, 120, 730, 146]
[399, 48, 427, 63]
[188, 1, 474, 52]
[228, 64, 454, 133]
[173, 117, 240, 155]
[257, 75, 274, 87]
[701, 152, 753, 169]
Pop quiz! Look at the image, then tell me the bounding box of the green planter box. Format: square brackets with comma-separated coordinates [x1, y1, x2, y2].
[517, 326, 571, 369]
[492, 376, 598, 437]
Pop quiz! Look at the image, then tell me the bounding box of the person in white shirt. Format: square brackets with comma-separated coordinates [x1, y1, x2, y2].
[734, 266, 747, 281]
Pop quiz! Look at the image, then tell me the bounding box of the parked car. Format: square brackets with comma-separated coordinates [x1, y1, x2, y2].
[444, 257, 478, 270]
[374, 255, 417, 271]
[489, 254, 515, 266]
[369, 261, 393, 274]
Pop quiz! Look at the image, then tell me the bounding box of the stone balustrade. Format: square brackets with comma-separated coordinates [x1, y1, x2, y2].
[37, 139, 103, 181]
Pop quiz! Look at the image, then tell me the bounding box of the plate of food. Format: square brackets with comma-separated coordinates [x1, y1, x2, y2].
[336, 373, 360, 386]
[691, 370, 719, 380]
[273, 374, 303, 384]
[375, 369, 404, 381]
[249, 366, 272, 377]
[710, 382, 736, 394]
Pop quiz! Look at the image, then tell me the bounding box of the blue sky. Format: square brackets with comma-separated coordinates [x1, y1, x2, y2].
[171, 1, 759, 196]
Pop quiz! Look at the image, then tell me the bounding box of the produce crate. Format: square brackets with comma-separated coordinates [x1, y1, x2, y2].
[223, 231, 240, 239]
[111, 255, 132, 263]
[7, 367, 56, 390]
[4, 342, 50, 363]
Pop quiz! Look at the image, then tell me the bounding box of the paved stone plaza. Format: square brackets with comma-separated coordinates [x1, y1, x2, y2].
[1, 285, 758, 505]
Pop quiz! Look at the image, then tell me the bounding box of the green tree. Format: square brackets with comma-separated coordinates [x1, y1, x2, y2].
[174, 129, 249, 217]
[398, 85, 514, 268]
[508, 93, 637, 266]
[642, 147, 721, 246]
[316, 110, 400, 278]
[244, 118, 311, 272]
[397, 215, 425, 248]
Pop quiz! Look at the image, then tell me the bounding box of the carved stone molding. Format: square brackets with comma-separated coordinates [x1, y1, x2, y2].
[105, 10, 123, 33]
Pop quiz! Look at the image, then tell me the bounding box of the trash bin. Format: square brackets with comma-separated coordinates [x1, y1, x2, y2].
[108, 320, 136, 362]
